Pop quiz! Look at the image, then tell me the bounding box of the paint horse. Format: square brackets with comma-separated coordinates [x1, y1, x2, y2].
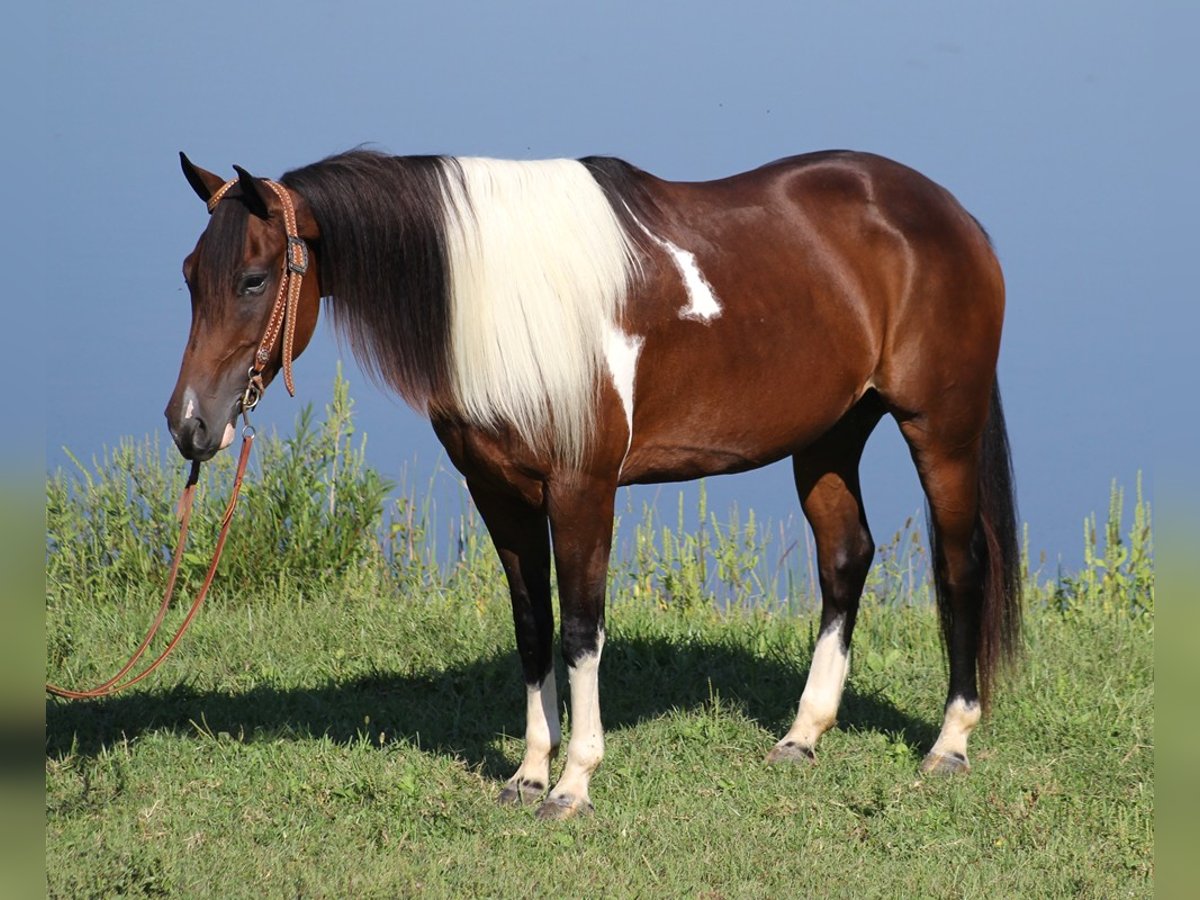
[168, 149, 1020, 819]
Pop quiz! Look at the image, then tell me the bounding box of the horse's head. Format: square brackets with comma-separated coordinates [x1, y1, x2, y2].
[166, 154, 321, 460]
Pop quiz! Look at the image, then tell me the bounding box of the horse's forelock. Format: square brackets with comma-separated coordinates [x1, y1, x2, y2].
[193, 199, 249, 322]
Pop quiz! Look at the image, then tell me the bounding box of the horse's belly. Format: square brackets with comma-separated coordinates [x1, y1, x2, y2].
[617, 363, 866, 485]
[613, 284, 877, 484]
[618, 441, 790, 484]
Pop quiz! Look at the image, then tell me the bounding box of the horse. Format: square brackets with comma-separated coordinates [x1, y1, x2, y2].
[167, 148, 1020, 820]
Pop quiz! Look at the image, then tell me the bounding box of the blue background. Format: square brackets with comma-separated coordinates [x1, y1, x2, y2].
[21, 1, 1196, 569]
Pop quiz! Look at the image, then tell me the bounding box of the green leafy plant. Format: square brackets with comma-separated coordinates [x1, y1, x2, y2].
[48, 377, 1154, 624]
[1052, 474, 1153, 617]
[47, 367, 395, 607]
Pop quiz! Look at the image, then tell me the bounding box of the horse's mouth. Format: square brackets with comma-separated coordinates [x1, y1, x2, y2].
[166, 398, 240, 462]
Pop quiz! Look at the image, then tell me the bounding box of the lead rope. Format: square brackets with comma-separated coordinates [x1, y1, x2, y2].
[46, 422, 256, 699]
[47, 175, 307, 700]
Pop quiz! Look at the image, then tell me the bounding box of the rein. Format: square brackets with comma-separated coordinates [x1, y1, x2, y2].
[46, 179, 309, 700]
[45, 434, 255, 699]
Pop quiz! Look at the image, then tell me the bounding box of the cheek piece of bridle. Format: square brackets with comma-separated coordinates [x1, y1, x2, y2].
[207, 176, 310, 406]
[46, 179, 309, 700]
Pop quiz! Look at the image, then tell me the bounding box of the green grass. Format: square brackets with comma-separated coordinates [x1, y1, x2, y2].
[45, 585, 1153, 897]
[46, 378, 1154, 897]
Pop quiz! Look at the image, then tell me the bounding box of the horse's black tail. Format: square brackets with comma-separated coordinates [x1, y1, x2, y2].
[928, 380, 1023, 712]
[974, 382, 1022, 710]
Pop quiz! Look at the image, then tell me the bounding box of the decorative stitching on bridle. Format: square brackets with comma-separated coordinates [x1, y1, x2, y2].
[207, 177, 309, 400]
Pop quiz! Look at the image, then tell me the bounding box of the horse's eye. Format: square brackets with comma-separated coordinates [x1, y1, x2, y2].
[239, 273, 268, 296]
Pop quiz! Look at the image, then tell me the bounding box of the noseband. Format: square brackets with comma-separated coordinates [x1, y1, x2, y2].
[206, 178, 310, 405]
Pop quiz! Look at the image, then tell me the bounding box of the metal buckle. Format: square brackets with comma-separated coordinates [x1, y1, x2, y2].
[241, 367, 263, 413]
[286, 236, 309, 274]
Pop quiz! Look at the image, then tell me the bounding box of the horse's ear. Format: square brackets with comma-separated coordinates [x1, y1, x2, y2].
[179, 152, 226, 203]
[232, 165, 271, 220]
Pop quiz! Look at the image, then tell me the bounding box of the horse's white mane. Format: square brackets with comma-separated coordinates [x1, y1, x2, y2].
[441, 158, 639, 465]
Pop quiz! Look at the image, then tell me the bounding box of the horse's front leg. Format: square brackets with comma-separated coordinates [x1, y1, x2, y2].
[468, 480, 559, 805]
[536, 475, 617, 820]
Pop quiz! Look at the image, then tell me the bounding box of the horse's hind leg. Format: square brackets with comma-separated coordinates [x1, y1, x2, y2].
[896, 409, 992, 775]
[768, 395, 883, 764]
[467, 481, 559, 805]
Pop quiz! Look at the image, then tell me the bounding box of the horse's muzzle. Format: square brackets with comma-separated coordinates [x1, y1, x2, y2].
[167, 410, 235, 461]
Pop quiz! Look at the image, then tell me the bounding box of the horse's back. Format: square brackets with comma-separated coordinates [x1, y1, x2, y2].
[616, 151, 1003, 482]
[659, 150, 992, 258]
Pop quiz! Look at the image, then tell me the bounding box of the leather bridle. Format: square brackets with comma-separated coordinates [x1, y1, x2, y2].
[205, 176, 311, 403]
[46, 178, 310, 700]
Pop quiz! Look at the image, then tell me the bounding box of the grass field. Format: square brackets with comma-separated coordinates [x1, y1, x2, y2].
[46, 384, 1154, 897]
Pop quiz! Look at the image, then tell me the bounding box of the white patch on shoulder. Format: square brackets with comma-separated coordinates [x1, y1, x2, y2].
[662, 240, 722, 321]
[603, 323, 643, 463]
[630, 217, 722, 321]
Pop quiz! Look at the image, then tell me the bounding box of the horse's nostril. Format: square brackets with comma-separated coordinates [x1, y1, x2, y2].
[171, 415, 212, 460]
[184, 416, 207, 439]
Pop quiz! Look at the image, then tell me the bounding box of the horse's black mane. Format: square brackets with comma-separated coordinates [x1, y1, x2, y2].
[274, 150, 662, 410]
[579, 155, 663, 254]
[280, 150, 457, 408]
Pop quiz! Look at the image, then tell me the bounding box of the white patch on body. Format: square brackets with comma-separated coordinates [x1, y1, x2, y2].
[661, 240, 722, 320]
[548, 631, 605, 807]
[441, 158, 638, 465]
[218, 422, 236, 450]
[508, 673, 561, 791]
[603, 323, 643, 465]
[928, 697, 981, 762]
[630, 217, 722, 321]
[778, 621, 850, 750]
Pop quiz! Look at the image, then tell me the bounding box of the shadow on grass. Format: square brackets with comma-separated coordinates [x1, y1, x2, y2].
[47, 633, 937, 778]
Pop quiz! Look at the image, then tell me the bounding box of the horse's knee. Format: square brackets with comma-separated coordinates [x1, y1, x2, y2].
[819, 529, 874, 602]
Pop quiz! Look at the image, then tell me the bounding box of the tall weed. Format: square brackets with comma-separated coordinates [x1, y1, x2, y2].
[47, 377, 1153, 621]
[1050, 474, 1153, 617]
[47, 368, 393, 605]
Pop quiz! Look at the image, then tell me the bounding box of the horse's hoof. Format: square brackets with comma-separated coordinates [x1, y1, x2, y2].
[920, 751, 970, 775]
[766, 741, 816, 765]
[535, 794, 594, 820]
[497, 779, 545, 806]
